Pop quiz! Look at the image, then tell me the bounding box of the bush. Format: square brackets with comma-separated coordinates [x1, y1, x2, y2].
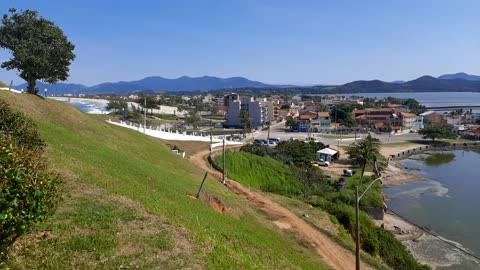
[0, 99, 45, 150]
[309, 198, 430, 270]
[0, 135, 62, 257]
[0, 99, 62, 258]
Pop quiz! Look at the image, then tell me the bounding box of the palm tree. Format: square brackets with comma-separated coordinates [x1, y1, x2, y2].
[345, 134, 381, 184]
[239, 110, 251, 138]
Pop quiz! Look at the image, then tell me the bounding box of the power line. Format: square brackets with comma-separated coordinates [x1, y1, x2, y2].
[386, 208, 480, 262]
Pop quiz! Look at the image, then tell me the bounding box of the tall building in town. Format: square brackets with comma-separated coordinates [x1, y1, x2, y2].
[224, 96, 273, 128]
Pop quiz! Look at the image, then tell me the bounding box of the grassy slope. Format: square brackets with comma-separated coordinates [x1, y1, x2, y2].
[216, 151, 383, 207]
[216, 152, 391, 269]
[0, 81, 7, 88]
[1, 92, 328, 269]
[215, 151, 301, 196]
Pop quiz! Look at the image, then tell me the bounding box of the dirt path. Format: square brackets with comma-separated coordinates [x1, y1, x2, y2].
[190, 149, 373, 270]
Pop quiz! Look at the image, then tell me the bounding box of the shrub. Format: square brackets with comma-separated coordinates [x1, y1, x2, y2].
[0, 99, 45, 150]
[309, 198, 430, 270]
[0, 99, 62, 258]
[0, 135, 62, 257]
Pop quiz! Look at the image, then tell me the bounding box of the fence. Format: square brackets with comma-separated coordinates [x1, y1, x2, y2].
[106, 120, 243, 149]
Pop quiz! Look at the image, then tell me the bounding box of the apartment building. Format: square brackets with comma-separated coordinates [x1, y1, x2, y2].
[224, 96, 273, 128]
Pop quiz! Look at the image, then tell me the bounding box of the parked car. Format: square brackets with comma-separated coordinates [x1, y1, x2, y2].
[268, 137, 281, 144]
[316, 159, 330, 166]
[253, 139, 268, 145]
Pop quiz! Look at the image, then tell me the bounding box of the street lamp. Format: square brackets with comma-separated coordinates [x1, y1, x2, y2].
[355, 175, 384, 270]
[44, 88, 47, 97]
[122, 108, 126, 123]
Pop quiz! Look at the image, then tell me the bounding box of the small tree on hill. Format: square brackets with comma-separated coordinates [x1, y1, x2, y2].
[0, 9, 76, 94]
[419, 125, 457, 142]
[291, 165, 328, 199]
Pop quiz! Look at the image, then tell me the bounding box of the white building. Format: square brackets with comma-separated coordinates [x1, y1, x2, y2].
[224, 97, 273, 128]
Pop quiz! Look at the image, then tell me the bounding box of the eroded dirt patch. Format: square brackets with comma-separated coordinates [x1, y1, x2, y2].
[200, 193, 228, 214]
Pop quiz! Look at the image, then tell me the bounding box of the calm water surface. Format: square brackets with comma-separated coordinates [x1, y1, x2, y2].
[346, 91, 480, 108]
[384, 150, 480, 269]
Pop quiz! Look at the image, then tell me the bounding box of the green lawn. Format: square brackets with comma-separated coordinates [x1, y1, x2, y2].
[214, 151, 301, 196]
[1, 92, 329, 269]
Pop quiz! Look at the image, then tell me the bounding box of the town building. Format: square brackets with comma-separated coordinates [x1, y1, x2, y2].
[465, 113, 480, 124]
[355, 108, 417, 133]
[223, 93, 239, 107]
[223, 96, 273, 128]
[400, 112, 418, 132]
[293, 111, 331, 133]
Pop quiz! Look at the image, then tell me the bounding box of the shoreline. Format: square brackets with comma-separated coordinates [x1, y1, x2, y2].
[379, 145, 480, 269]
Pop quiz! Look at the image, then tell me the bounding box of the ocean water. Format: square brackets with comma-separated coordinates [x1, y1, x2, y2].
[50, 97, 110, 114]
[384, 150, 480, 269]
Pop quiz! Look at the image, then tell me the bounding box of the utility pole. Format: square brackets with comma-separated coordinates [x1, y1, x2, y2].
[355, 175, 384, 270]
[222, 136, 226, 185]
[267, 121, 271, 143]
[355, 186, 361, 270]
[334, 107, 338, 135]
[144, 95, 147, 134]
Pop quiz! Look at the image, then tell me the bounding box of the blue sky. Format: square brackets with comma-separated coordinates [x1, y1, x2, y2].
[0, 0, 479, 86]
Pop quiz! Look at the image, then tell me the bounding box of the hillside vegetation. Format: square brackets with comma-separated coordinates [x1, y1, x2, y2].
[0, 81, 7, 88]
[214, 151, 301, 196]
[219, 147, 428, 270]
[0, 92, 328, 269]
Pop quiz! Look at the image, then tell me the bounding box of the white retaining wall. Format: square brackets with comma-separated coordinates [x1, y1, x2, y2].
[106, 120, 243, 149]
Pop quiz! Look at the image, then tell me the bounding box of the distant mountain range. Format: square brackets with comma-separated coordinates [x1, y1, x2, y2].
[11, 72, 480, 95]
[437, 72, 480, 81]
[14, 76, 277, 95]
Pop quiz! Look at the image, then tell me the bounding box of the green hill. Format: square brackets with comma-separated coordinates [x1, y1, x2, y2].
[0, 81, 7, 88]
[215, 151, 301, 196]
[0, 91, 328, 269]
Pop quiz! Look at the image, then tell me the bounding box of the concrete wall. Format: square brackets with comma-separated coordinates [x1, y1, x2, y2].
[107, 120, 243, 149]
[389, 141, 480, 161]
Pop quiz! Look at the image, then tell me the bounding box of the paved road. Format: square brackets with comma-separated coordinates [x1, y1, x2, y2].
[253, 121, 426, 147]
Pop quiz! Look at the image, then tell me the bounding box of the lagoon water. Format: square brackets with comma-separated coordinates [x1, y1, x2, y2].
[384, 150, 480, 269]
[346, 91, 480, 109]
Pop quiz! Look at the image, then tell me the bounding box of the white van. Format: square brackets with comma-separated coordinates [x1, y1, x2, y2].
[268, 137, 281, 144]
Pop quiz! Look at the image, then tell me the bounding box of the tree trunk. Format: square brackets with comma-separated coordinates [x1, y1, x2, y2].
[27, 79, 36, 94]
[359, 163, 366, 185]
